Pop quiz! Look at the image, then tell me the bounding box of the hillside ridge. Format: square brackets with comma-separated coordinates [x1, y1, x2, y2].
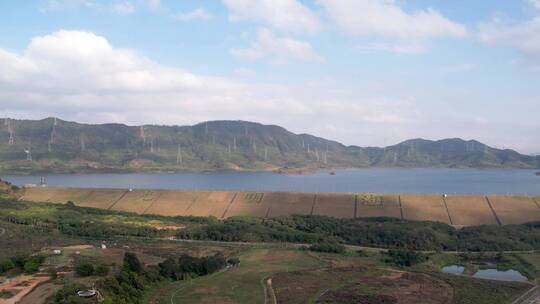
[0, 117, 538, 173]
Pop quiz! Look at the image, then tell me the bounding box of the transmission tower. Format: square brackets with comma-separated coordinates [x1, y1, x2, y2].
[176, 144, 182, 164]
[6, 119, 14, 145]
[140, 126, 146, 143]
[25, 147, 32, 161]
[80, 135, 86, 151]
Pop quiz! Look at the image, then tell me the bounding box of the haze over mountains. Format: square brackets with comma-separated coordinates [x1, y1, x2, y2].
[0, 118, 538, 173]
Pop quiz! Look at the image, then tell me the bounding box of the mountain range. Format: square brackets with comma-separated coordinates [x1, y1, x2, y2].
[0, 117, 538, 174]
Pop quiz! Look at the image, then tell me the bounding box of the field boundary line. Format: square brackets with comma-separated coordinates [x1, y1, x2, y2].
[442, 195, 453, 225]
[398, 195, 404, 219]
[106, 190, 129, 210]
[510, 285, 538, 304]
[354, 194, 358, 218]
[142, 192, 162, 215]
[485, 196, 502, 226]
[310, 194, 317, 215]
[185, 193, 204, 214]
[221, 192, 238, 219]
[532, 198, 540, 210]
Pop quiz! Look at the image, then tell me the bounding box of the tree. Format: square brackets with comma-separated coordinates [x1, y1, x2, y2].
[123, 252, 142, 273]
[75, 262, 95, 277]
[23, 261, 40, 273]
[227, 257, 240, 267]
[0, 259, 15, 274]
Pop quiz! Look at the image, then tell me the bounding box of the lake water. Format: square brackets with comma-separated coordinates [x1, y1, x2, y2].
[441, 265, 465, 275]
[2, 168, 539, 195]
[472, 269, 528, 282]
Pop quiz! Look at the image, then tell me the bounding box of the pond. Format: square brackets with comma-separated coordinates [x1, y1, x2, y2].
[441, 265, 465, 275]
[472, 269, 528, 282]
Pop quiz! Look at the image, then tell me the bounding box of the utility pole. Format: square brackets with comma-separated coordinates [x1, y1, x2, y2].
[233, 136, 237, 151]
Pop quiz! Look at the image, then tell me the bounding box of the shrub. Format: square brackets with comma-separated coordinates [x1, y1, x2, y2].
[308, 241, 346, 254]
[123, 252, 142, 273]
[75, 263, 95, 277]
[0, 259, 15, 274]
[384, 249, 427, 267]
[95, 264, 110, 276]
[227, 257, 240, 266]
[23, 260, 40, 273]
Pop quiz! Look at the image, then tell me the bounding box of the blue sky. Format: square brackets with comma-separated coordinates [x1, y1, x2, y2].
[0, 0, 539, 153]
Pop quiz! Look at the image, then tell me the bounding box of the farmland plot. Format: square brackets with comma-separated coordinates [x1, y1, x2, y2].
[488, 196, 540, 225]
[356, 194, 402, 219]
[264, 192, 315, 217]
[401, 195, 451, 224]
[312, 193, 355, 218]
[445, 195, 497, 226]
[111, 190, 161, 214]
[145, 190, 202, 216]
[223, 192, 271, 218]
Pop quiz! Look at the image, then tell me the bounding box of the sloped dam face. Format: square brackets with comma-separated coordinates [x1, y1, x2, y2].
[19, 187, 540, 226]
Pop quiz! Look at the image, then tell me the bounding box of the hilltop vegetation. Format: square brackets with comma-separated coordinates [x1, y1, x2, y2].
[0, 117, 538, 173]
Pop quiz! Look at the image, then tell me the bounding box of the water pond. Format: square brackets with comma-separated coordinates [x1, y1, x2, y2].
[472, 269, 528, 282]
[441, 265, 465, 275]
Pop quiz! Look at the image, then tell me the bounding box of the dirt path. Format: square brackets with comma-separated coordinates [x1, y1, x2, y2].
[18, 282, 60, 304]
[0, 275, 51, 304]
[265, 277, 277, 304]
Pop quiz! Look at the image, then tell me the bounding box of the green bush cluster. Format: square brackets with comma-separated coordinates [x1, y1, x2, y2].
[0, 254, 45, 275]
[52, 252, 231, 304]
[308, 241, 346, 253]
[158, 253, 226, 280]
[383, 249, 427, 267]
[179, 215, 540, 252]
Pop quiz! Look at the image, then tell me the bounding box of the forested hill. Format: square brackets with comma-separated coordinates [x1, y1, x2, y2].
[0, 117, 538, 173]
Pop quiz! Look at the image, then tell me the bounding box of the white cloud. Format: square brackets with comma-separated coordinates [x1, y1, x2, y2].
[175, 8, 213, 22]
[233, 67, 256, 78]
[529, 0, 540, 10]
[112, 2, 136, 14]
[43, 0, 95, 11]
[441, 63, 478, 73]
[230, 28, 323, 63]
[144, 0, 160, 11]
[479, 17, 540, 55]
[318, 0, 467, 39]
[358, 42, 426, 55]
[1, 30, 537, 152]
[222, 0, 321, 33]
